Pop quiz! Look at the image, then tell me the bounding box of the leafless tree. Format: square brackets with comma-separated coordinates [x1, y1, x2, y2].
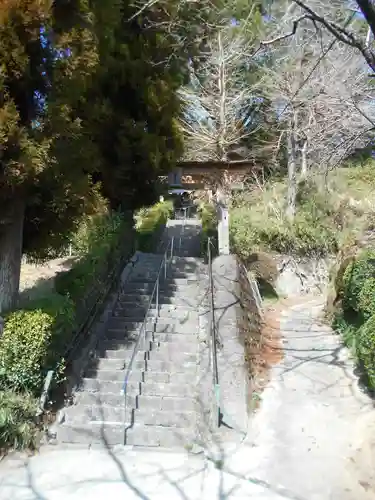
[258, 1, 375, 218]
[179, 29, 258, 161]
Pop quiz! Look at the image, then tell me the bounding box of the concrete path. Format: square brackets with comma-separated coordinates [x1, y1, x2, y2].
[226, 298, 375, 500]
[0, 445, 291, 500]
[1, 298, 375, 499]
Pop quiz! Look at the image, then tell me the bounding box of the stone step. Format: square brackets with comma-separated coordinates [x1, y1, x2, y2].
[124, 424, 193, 448]
[112, 308, 199, 322]
[106, 319, 199, 335]
[129, 278, 198, 286]
[118, 294, 203, 307]
[74, 394, 196, 413]
[146, 350, 197, 363]
[57, 422, 124, 445]
[65, 403, 126, 424]
[133, 408, 195, 428]
[115, 300, 198, 311]
[101, 345, 197, 360]
[148, 339, 197, 354]
[79, 379, 195, 399]
[88, 356, 197, 372]
[123, 282, 199, 294]
[85, 359, 196, 380]
[81, 369, 195, 388]
[129, 271, 198, 281]
[102, 332, 198, 351]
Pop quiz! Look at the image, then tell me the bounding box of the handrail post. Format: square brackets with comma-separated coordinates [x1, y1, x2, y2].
[156, 276, 159, 317]
[164, 255, 167, 280]
[207, 237, 220, 428]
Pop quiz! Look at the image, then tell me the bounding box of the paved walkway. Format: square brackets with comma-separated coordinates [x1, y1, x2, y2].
[227, 298, 375, 500]
[1, 298, 374, 499]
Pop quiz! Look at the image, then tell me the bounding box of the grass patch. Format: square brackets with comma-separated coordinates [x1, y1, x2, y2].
[0, 391, 39, 452]
[230, 163, 375, 259]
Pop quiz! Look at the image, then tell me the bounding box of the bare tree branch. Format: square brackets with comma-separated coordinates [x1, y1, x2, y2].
[292, 0, 375, 71]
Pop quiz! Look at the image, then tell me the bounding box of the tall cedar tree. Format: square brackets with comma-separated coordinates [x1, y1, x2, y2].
[79, 1, 184, 210]
[0, 0, 100, 312]
[0, 0, 186, 312]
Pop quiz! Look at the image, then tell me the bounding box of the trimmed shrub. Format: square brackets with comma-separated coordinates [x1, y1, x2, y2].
[357, 314, 375, 390]
[332, 249, 375, 391]
[198, 202, 218, 257]
[342, 250, 375, 311]
[333, 255, 355, 298]
[0, 391, 38, 452]
[358, 278, 375, 320]
[0, 294, 75, 394]
[134, 200, 173, 252]
[55, 211, 135, 322]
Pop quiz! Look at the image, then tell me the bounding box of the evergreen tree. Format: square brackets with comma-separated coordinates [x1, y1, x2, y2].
[0, 0, 187, 311]
[77, 0, 184, 210]
[0, 0, 100, 311]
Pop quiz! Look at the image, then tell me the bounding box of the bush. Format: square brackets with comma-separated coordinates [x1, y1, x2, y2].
[333, 255, 355, 298]
[0, 391, 38, 452]
[229, 173, 373, 259]
[70, 211, 126, 258]
[0, 294, 75, 394]
[134, 200, 173, 252]
[332, 249, 375, 391]
[342, 250, 375, 312]
[55, 202, 171, 326]
[55, 211, 135, 318]
[358, 278, 375, 320]
[197, 202, 218, 257]
[230, 207, 338, 258]
[332, 309, 362, 351]
[357, 314, 375, 390]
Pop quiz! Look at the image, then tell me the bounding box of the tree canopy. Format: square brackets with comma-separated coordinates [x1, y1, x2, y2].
[0, 0, 188, 311]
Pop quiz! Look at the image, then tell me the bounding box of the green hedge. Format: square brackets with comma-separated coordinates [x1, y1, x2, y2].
[357, 315, 375, 389]
[55, 211, 134, 322]
[198, 202, 218, 258]
[341, 250, 375, 313]
[332, 249, 375, 390]
[134, 200, 173, 252]
[0, 294, 75, 394]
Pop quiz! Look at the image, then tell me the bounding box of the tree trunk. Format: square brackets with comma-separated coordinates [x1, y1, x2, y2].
[0, 201, 25, 313]
[286, 126, 297, 221]
[301, 139, 308, 178]
[217, 31, 227, 162]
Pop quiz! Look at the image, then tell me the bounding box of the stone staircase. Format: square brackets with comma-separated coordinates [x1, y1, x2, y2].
[57, 245, 206, 448]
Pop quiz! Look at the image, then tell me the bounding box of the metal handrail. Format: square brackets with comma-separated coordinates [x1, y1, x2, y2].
[36, 239, 135, 419]
[207, 237, 221, 427]
[179, 208, 187, 253]
[122, 237, 174, 423]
